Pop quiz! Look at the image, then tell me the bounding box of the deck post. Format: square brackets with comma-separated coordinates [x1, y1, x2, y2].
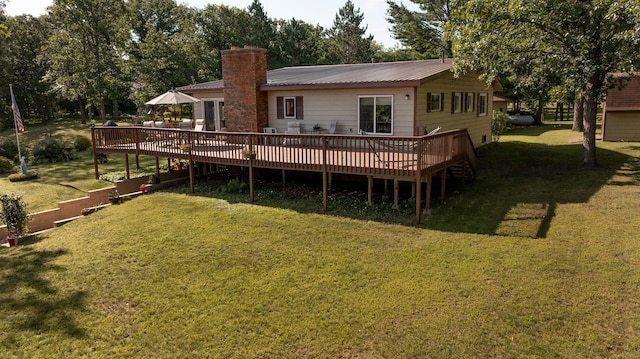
[155, 157, 160, 179]
[415, 139, 424, 224]
[425, 174, 433, 214]
[392, 179, 399, 209]
[328, 173, 333, 193]
[91, 127, 99, 179]
[249, 136, 255, 202]
[125, 154, 130, 179]
[322, 137, 328, 212]
[367, 176, 373, 205]
[282, 169, 286, 189]
[134, 128, 140, 169]
[188, 131, 194, 193]
[384, 179, 389, 196]
[440, 168, 447, 204]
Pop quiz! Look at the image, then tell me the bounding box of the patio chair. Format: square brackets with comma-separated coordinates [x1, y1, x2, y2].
[194, 119, 205, 131]
[329, 120, 338, 134]
[179, 119, 193, 130]
[284, 122, 300, 145]
[154, 121, 165, 128]
[263, 127, 277, 145]
[286, 122, 300, 134]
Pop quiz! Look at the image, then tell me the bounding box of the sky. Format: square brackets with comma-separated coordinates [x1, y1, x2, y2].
[4, 0, 419, 48]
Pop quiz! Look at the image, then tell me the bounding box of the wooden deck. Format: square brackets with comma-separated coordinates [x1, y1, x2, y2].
[92, 127, 478, 223]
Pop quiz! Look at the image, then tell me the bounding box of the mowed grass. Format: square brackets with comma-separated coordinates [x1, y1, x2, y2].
[1, 123, 640, 357]
[0, 118, 158, 211]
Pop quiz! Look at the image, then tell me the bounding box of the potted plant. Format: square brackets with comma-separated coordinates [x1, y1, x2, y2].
[179, 143, 191, 153]
[0, 193, 30, 247]
[241, 147, 256, 159]
[148, 174, 159, 184]
[108, 190, 121, 204]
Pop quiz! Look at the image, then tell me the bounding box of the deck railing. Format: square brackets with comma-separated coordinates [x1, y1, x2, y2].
[92, 127, 477, 181]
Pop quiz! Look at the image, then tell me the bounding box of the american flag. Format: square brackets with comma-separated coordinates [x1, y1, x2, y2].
[10, 85, 24, 132]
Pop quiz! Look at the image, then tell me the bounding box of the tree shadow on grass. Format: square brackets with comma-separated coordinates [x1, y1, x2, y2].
[0, 235, 87, 343]
[424, 141, 635, 238]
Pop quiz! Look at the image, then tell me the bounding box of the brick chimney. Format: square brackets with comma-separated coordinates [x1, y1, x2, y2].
[221, 46, 268, 132]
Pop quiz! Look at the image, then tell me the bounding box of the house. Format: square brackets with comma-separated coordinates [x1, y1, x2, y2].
[602, 74, 640, 141]
[178, 46, 501, 148]
[493, 95, 512, 113]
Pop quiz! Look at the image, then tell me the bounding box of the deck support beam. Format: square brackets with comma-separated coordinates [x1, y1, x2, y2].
[367, 176, 373, 205]
[92, 128, 99, 179]
[125, 154, 130, 179]
[440, 168, 447, 204]
[415, 140, 424, 224]
[155, 157, 160, 179]
[425, 174, 433, 214]
[392, 179, 399, 209]
[322, 138, 328, 212]
[282, 169, 286, 190]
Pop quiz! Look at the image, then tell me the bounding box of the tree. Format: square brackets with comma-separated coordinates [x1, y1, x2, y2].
[272, 18, 325, 68]
[325, 0, 374, 64]
[386, 0, 452, 57]
[5, 15, 57, 122]
[0, 0, 8, 38]
[448, 0, 640, 168]
[45, 0, 128, 123]
[126, 0, 200, 111]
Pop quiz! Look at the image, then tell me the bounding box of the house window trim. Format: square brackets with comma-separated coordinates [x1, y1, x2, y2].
[277, 96, 304, 120]
[452, 92, 462, 114]
[478, 93, 488, 116]
[465, 92, 475, 113]
[427, 92, 444, 112]
[357, 95, 394, 135]
[284, 96, 296, 119]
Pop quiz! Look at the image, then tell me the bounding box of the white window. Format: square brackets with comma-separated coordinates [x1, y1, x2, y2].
[466, 92, 475, 112]
[358, 95, 393, 134]
[284, 97, 296, 118]
[478, 93, 488, 116]
[453, 92, 462, 113]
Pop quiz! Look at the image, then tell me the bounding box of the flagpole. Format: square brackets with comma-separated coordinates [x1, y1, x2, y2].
[10, 84, 26, 174]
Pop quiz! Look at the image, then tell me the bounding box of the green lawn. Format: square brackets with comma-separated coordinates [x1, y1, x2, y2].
[1, 123, 640, 357]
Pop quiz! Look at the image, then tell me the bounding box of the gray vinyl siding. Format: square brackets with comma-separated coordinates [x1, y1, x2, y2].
[267, 87, 415, 135]
[191, 90, 224, 119]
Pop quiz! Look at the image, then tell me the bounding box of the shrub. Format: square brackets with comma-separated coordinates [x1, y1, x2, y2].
[0, 156, 14, 174]
[220, 178, 248, 194]
[74, 135, 92, 152]
[492, 110, 508, 142]
[0, 192, 30, 238]
[32, 137, 65, 163]
[8, 171, 39, 182]
[0, 139, 19, 161]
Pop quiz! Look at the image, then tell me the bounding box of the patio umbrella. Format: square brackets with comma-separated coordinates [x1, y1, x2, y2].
[145, 89, 200, 121]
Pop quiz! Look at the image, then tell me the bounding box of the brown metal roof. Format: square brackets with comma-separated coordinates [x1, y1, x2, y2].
[178, 58, 455, 92]
[605, 75, 640, 111]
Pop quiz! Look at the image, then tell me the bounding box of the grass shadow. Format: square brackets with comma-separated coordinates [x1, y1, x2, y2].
[0, 235, 87, 341]
[425, 141, 633, 238]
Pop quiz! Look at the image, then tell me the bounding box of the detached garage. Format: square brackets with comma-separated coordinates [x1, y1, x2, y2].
[602, 74, 640, 142]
